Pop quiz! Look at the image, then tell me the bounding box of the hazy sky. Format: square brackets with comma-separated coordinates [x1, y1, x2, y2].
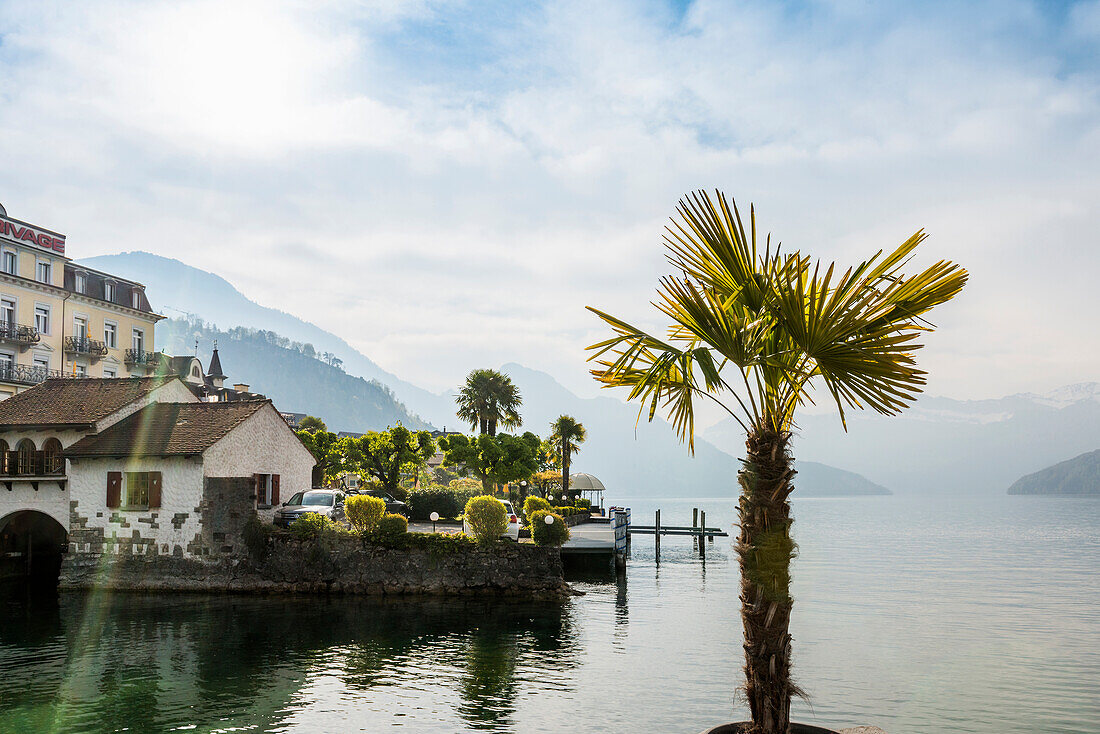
[0, 0, 1097, 401]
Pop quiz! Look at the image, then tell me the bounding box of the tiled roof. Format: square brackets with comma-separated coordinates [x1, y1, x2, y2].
[65, 400, 269, 458]
[0, 377, 180, 429]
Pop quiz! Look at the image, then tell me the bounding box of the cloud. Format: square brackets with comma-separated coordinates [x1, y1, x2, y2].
[0, 0, 1097, 400]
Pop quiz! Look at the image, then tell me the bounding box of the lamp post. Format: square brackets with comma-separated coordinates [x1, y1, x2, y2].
[430, 511, 439, 533]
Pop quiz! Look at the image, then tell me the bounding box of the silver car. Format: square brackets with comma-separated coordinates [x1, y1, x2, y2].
[273, 489, 346, 528]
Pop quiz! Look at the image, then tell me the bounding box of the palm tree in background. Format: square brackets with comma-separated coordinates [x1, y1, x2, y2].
[548, 415, 586, 503]
[587, 190, 966, 734]
[455, 368, 523, 436]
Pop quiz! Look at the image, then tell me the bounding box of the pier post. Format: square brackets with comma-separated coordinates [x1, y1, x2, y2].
[699, 510, 706, 557]
[655, 509, 660, 556]
[692, 507, 699, 550]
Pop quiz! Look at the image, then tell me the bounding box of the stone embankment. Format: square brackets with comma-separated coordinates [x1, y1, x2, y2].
[59, 536, 567, 597]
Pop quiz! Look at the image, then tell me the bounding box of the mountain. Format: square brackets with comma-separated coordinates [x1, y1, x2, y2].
[704, 383, 1100, 495]
[78, 252, 449, 424]
[83, 251, 891, 499]
[157, 317, 430, 432]
[1007, 449, 1100, 495]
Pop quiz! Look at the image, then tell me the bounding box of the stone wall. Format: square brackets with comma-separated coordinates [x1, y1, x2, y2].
[59, 535, 567, 597]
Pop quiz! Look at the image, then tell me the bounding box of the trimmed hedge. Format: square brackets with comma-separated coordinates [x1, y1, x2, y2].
[406, 488, 480, 522]
[530, 510, 570, 546]
[522, 496, 552, 523]
[574, 498, 591, 510]
[551, 506, 588, 517]
[464, 495, 508, 543]
[375, 512, 408, 543]
[346, 495, 386, 533]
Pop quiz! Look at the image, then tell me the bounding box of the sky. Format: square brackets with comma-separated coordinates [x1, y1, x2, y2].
[0, 0, 1097, 405]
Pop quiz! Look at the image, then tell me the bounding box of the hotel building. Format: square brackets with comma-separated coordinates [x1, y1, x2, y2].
[0, 202, 162, 399]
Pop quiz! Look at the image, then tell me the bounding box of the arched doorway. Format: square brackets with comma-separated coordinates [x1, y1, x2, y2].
[0, 510, 67, 587]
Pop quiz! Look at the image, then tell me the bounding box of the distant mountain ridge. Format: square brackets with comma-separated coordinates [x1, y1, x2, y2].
[1007, 449, 1100, 495]
[705, 383, 1100, 495]
[81, 251, 893, 499]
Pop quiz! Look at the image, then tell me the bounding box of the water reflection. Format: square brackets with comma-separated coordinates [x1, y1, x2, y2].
[0, 589, 576, 733]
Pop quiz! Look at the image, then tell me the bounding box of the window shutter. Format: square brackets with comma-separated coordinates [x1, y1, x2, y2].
[252, 473, 261, 504]
[148, 472, 162, 508]
[272, 474, 280, 505]
[106, 472, 121, 508]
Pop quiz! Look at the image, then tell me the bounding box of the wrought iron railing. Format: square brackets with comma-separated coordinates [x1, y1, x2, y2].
[0, 363, 80, 386]
[1, 450, 64, 477]
[0, 321, 40, 346]
[64, 336, 109, 356]
[124, 349, 161, 366]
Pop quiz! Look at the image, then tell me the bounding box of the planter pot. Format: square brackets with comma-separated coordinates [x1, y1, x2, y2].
[700, 724, 839, 734]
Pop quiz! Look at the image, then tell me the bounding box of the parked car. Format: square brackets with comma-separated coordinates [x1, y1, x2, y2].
[273, 489, 346, 528]
[462, 499, 520, 541]
[347, 489, 409, 518]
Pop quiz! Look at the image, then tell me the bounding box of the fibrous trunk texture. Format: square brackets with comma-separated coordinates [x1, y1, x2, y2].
[737, 429, 798, 734]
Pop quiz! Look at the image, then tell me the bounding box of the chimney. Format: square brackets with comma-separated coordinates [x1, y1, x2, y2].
[233, 383, 250, 393]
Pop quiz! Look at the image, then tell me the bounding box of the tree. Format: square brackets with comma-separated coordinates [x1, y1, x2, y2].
[587, 190, 967, 734]
[295, 429, 342, 487]
[342, 426, 436, 500]
[455, 368, 523, 436]
[548, 416, 586, 503]
[438, 432, 540, 492]
[298, 415, 327, 433]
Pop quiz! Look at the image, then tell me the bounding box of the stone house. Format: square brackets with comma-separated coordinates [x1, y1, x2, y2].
[0, 377, 314, 583]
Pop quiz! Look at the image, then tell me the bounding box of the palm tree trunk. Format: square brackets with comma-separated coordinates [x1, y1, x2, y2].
[737, 429, 797, 734]
[561, 450, 570, 504]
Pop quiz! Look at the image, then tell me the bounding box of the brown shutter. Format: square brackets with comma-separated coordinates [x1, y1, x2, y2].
[271, 474, 280, 505]
[148, 472, 162, 508]
[106, 472, 121, 508]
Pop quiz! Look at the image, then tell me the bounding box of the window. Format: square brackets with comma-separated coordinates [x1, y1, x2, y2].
[35, 259, 51, 284]
[16, 439, 35, 475]
[34, 305, 49, 335]
[104, 281, 115, 302]
[73, 315, 87, 340]
[112, 471, 163, 509]
[74, 364, 87, 376]
[191, 365, 201, 378]
[102, 367, 116, 378]
[132, 328, 144, 353]
[74, 272, 86, 293]
[131, 289, 141, 309]
[0, 352, 13, 378]
[1, 251, 15, 275]
[0, 298, 14, 326]
[42, 438, 63, 475]
[32, 354, 48, 375]
[103, 321, 117, 348]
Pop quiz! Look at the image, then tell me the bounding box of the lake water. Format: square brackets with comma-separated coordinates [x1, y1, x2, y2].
[1, 494, 1097, 733]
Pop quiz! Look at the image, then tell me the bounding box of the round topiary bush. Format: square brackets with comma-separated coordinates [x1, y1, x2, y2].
[346, 494, 386, 534]
[530, 510, 570, 546]
[376, 512, 408, 543]
[522, 496, 552, 524]
[464, 495, 507, 543]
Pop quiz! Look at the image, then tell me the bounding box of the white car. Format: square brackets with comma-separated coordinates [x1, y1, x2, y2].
[463, 499, 521, 541]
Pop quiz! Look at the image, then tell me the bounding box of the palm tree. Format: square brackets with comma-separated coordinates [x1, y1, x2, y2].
[455, 368, 523, 436]
[587, 190, 966, 734]
[549, 415, 586, 503]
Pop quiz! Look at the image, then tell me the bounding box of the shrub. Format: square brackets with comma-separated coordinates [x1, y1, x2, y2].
[346, 494, 386, 533]
[376, 512, 408, 543]
[522, 496, 552, 524]
[407, 488, 479, 522]
[243, 515, 272, 560]
[290, 512, 335, 540]
[575, 498, 591, 510]
[464, 495, 507, 543]
[530, 510, 570, 546]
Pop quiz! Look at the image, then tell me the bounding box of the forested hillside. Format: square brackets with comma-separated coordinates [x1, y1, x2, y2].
[158, 317, 430, 432]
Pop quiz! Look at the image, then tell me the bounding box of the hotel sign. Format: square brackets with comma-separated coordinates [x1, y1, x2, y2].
[0, 214, 66, 254]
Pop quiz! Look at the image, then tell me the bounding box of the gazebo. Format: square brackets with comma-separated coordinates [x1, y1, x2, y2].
[569, 473, 606, 512]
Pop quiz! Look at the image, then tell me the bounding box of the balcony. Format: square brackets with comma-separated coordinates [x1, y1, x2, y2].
[0, 363, 81, 386]
[125, 349, 162, 367]
[1, 450, 64, 478]
[0, 321, 40, 348]
[64, 336, 109, 359]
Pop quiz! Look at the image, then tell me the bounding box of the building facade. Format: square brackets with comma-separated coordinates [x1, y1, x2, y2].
[0, 202, 163, 399]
